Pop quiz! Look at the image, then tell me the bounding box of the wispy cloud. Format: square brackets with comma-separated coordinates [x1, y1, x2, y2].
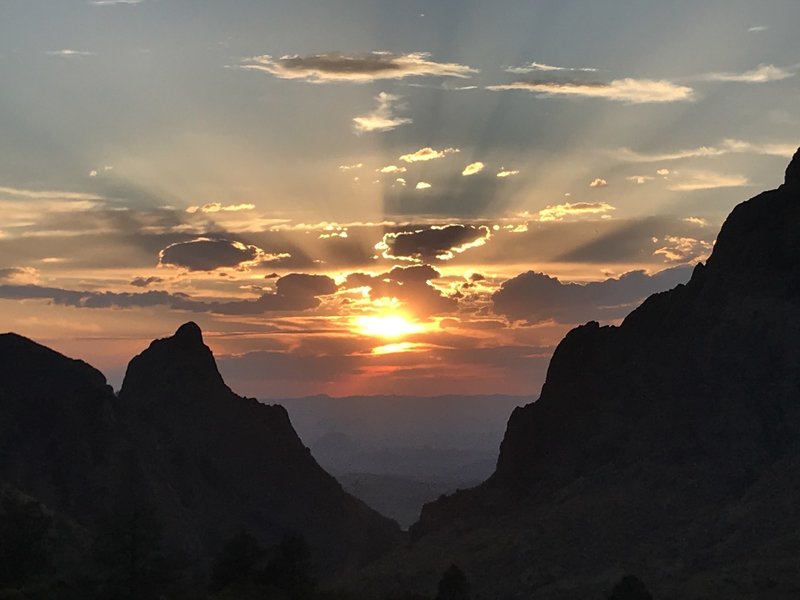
[185, 202, 256, 214]
[488, 78, 693, 104]
[589, 178, 608, 188]
[654, 236, 713, 263]
[338, 163, 363, 171]
[462, 162, 485, 176]
[497, 169, 519, 178]
[627, 175, 654, 184]
[399, 147, 459, 163]
[537, 202, 615, 222]
[0, 186, 102, 201]
[699, 63, 794, 83]
[618, 138, 797, 162]
[747, 25, 768, 33]
[90, 0, 143, 5]
[353, 92, 412, 133]
[666, 171, 749, 191]
[505, 61, 598, 74]
[242, 51, 477, 83]
[45, 49, 95, 57]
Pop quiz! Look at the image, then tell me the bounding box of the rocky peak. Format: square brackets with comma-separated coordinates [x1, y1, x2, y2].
[786, 147, 800, 186]
[119, 321, 229, 402]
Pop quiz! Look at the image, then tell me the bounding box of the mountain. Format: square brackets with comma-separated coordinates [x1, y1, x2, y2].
[353, 150, 800, 599]
[0, 322, 400, 579]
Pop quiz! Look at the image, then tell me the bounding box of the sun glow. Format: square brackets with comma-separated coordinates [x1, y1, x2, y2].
[354, 314, 427, 338]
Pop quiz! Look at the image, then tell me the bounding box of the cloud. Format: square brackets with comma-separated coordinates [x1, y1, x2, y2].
[399, 147, 460, 163]
[415, 182, 432, 190]
[700, 64, 794, 83]
[158, 238, 287, 271]
[505, 61, 598, 74]
[353, 92, 412, 133]
[489, 78, 693, 103]
[627, 175, 653, 184]
[185, 202, 256, 214]
[747, 25, 768, 33]
[0, 186, 102, 201]
[462, 162, 485, 176]
[589, 178, 608, 188]
[0, 273, 337, 315]
[130, 276, 164, 288]
[89, 170, 98, 177]
[0, 267, 39, 283]
[338, 163, 363, 171]
[396, 178, 407, 186]
[537, 202, 616, 222]
[492, 266, 693, 324]
[617, 138, 798, 162]
[683, 217, 708, 227]
[657, 168, 671, 176]
[378, 165, 407, 174]
[375, 224, 491, 262]
[653, 236, 713, 263]
[666, 171, 749, 191]
[496, 169, 519, 178]
[45, 49, 95, 57]
[242, 51, 477, 83]
[342, 265, 456, 317]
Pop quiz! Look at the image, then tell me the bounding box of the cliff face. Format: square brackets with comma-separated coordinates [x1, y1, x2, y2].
[0, 323, 400, 573]
[361, 150, 800, 599]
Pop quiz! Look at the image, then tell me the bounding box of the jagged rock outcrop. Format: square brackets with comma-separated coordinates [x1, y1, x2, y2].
[356, 150, 800, 599]
[0, 323, 400, 576]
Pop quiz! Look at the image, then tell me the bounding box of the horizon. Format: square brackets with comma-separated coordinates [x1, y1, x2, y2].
[1, 0, 799, 396]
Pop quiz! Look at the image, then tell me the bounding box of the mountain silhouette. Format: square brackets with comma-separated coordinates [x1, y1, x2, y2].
[0, 323, 400, 576]
[354, 149, 800, 598]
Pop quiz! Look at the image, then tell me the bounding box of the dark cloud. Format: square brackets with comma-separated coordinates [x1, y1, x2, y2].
[130, 276, 164, 288]
[0, 267, 35, 282]
[158, 238, 276, 271]
[492, 266, 693, 324]
[343, 265, 456, 317]
[376, 225, 491, 262]
[0, 273, 337, 315]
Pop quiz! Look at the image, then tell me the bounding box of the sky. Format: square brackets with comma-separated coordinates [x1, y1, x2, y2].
[1, 0, 798, 397]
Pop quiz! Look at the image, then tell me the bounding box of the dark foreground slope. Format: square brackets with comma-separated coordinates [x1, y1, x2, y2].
[355, 151, 800, 599]
[0, 323, 400, 579]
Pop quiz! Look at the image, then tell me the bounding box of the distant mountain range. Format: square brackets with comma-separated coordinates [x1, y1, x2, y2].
[352, 150, 800, 599]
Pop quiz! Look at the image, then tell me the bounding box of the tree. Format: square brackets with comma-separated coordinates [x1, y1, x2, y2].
[209, 531, 266, 592]
[435, 564, 469, 600]
[92, 505, 169, 600]
[260, 533, 316, 598]
[607, 575, 653, 600]
[0, 488, 52, 589]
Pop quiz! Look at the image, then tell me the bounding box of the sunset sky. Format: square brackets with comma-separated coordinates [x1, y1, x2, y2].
[1, 0, 798, 397]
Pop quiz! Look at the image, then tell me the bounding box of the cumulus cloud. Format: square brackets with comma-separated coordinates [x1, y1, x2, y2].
[589, 178, 608, 188]
[492, 266, 693, 324]
[537, 202, 616, 222]
[242, 51, 477, 83]
[462, 162, 485, 176]
[0, 273, 337, 315]
[506, 62, 598, 74]
[489, 78, 694, 103]
[666, 171, 749, 191]
[399, 146, 460, 163]
[158, 238, 287, 271]
[378, 165, 407, 174]
[375, 224, 491, 262]
[415, 181, 432, 190]
[185, 202, 256, 214]
[353, 92, 412, 133]
[653, 236, 713, 263]
[700, 63, 794, 83]
[342, 265, 456, 317]
[618, 138, 797, 162]
[497, 169, 519, 178]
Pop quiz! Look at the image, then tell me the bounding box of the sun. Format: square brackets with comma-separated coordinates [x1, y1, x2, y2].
[354, 314, 427, 339]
